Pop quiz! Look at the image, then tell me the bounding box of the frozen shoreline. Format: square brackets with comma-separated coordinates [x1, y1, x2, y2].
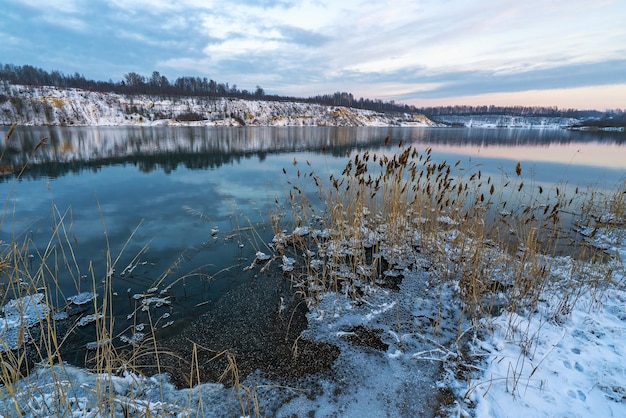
[1, 218, 624, 417]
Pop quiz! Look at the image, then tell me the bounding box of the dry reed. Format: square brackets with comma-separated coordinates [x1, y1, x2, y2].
[0, 126, 259, 417]
[275, 143, 624, 329]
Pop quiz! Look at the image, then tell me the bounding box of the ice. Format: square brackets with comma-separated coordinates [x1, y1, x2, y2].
[255, 251, 271, 261]
[273, 269, 456, 417]
[0, 293, 50, 352]
[120, 333, 145, 347]
[281, 255, 295, 272]
[67, 291, 97, 305]
[0, 363, 232, 417]
[292, 226, 310, 236]
[76, 313, 103, 327]
[52, 311, 68, 321]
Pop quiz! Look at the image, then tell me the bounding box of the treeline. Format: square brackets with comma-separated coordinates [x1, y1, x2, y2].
[413, 105, 611, 119]
[304, 92, 417, 113]
[1, 63, 620, 118]
[0, 63, 266, 98]
[0, 63, 421, 114]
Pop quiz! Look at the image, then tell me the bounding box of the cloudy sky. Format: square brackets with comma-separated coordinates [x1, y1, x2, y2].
[1, 0, 625, 110]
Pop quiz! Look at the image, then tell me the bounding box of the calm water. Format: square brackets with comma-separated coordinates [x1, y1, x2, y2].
[1, 126, 625, 351]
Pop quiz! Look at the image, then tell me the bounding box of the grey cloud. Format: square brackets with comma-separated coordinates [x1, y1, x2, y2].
[277, 25, 331, 47]
[331, 59, 626, 101]
[408, 59, 626, 99]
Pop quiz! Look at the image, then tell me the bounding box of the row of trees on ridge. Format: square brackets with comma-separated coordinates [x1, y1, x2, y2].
[1, 63, 618, 119]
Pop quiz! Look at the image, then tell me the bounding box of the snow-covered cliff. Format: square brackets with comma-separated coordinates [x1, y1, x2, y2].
[0, 84, 438, 127]
[432, 114, 581, 129]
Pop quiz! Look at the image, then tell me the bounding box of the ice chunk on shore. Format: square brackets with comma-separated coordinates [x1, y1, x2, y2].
[1, 293, 50, 352]
[67, 291, 97, 305]
[77, 313, 103, 327]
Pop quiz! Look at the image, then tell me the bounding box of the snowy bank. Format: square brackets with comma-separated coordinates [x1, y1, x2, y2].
[433, 114, 581, 129]
[0, 84, 438, 128]
[463, 225, 626, 417]
[1, 226, 624, 417]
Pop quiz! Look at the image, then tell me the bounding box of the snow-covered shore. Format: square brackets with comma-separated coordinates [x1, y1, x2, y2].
[0, 84, 438, 128]
[432, 114, 582, 129]
[466, 225, 626, 417]
[1, 215, 624, 417]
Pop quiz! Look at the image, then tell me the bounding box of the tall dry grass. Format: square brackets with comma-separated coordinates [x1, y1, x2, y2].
[1, 125, 623, 415]
[274, 141, 625, 400]
[275, 142, 624, 329]
[0, 125, 263, 417]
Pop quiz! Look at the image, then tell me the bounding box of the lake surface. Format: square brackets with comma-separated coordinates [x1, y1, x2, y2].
[1, 126, 625, 356]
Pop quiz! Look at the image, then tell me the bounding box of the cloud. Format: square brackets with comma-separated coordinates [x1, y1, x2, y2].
[402, 59, 626, 100]
[227, 0, 298, 9]
[107, 0, 215, 14]
[407, 83, 626, 110]
[38, 14, 89, 32]
[203, 39, 285, 60]
[2, 0, 626, 108]
[0, 30, 22, 47]
[277, 25, 330, 47]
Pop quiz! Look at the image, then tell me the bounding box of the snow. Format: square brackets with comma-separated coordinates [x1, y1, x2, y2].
[1, 224, 624, 416]
[465, 227, 626, 418]
[433, 115, 581, 129]
[0, 84, 440, 128]
[272, 273, 454, 417]
[470, 291, 626, 417]
[0, 293, 50, 352]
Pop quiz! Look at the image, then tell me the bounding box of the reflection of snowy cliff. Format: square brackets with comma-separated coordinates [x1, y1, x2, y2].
[1, 125, 624, 182]
[0, 126, 398, 166]
[433, 114, 581, 128]
[0, 84, 438, 127]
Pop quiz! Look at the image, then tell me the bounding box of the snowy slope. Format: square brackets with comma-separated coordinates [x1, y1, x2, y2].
[0, 84, 438, 127]
[433, 114, 581, 129]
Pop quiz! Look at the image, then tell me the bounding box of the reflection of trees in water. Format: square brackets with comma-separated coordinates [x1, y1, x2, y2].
[0, 126, 624, 182]
[394, 127, 626, 147]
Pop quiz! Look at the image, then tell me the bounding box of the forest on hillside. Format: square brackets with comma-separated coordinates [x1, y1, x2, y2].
[1, 63, 620, 120]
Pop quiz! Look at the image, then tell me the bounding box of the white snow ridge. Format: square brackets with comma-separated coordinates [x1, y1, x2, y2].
[0, 84, 440, 128]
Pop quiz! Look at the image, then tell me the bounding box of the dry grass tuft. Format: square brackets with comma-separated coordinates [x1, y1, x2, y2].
[1, 125, 259, 417]
[275, 144, 624, 330]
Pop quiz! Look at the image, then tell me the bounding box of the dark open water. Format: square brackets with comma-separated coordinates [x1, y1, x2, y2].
[1, 126, 624, 364]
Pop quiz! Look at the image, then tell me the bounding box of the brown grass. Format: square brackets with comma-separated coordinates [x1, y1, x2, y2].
[1, 126, 623, 416]
[275, 143, 624, 329]
[0, 125, 261, 417]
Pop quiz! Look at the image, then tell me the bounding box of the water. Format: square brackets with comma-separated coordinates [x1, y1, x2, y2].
[1, 125, 625, 362]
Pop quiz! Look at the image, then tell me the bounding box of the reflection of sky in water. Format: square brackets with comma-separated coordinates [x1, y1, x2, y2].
[1, 127, 624, 335]
[428, 141, 626, 171]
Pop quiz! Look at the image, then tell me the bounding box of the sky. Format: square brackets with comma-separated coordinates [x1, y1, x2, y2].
[1, 0, 625, 110]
